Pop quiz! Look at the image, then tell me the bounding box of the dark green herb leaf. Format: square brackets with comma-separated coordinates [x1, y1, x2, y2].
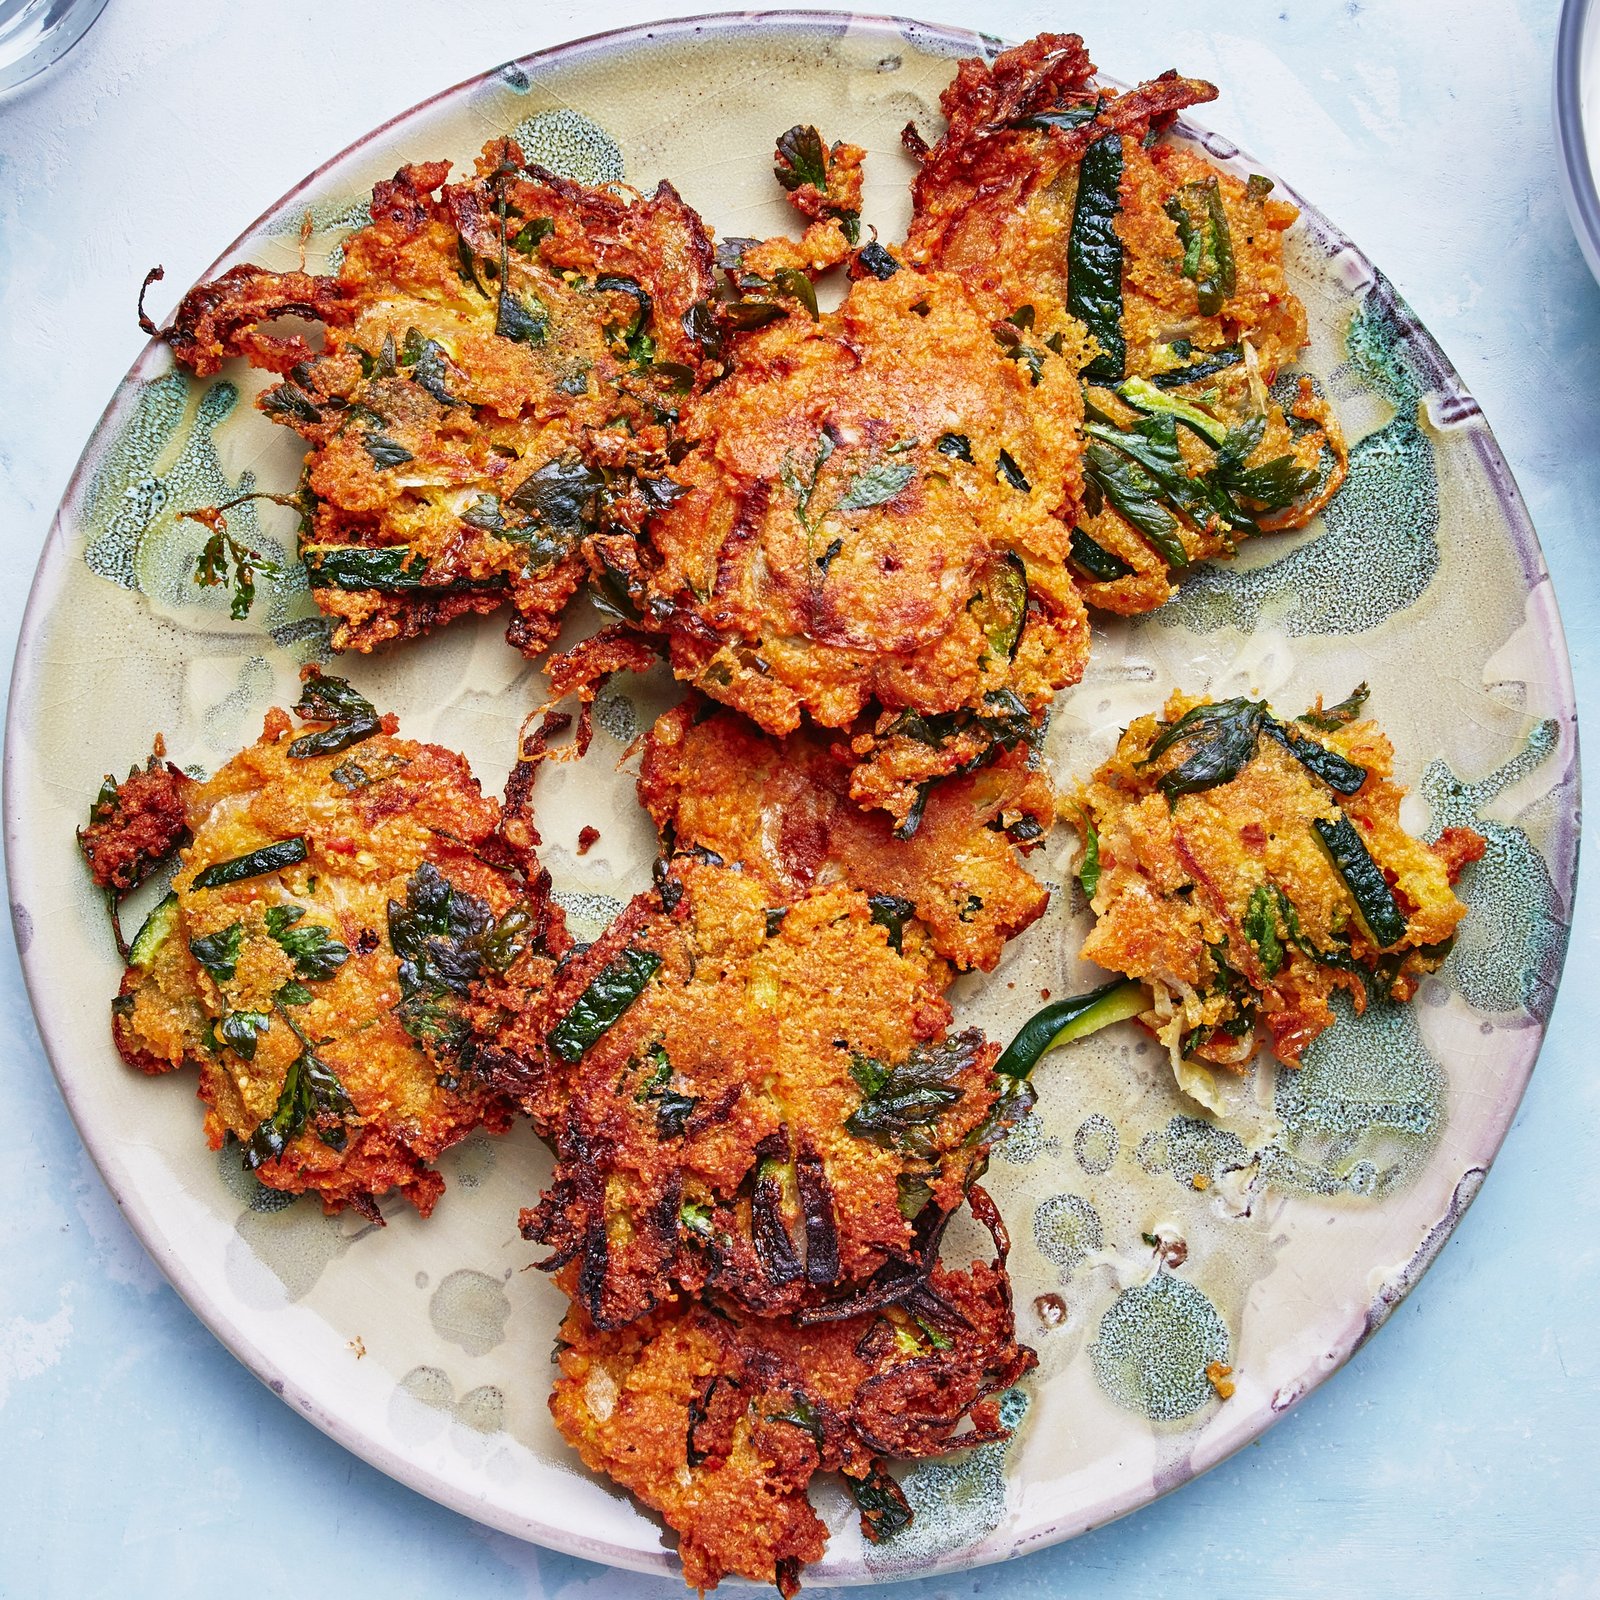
[512, 217, 554, 253]
[1165, 177, 1236, 316]
[329, 752, 410, 791]
[771, 267, 819, 321]
[303, 543, 432, 592]
[845, 1036, 973, 1143]
[996, 449, 1031, 492]
[867, 893, 916, 954]
[264, 904, 351, 981]
[723, 299, 788, 331]
[287, 671, 382, 758]
[935, 432, 973, 462]
[764, 907, 789, 937]
[260, 380, 322, 426]
[1010, 96, 1103, 132]
[895, 1171, 933, 1221]
[1298, 683, 1370, 731]
[857, 241, 899, 279]
[549, 945, 662, 1063]
[507, 453, 604, 535]
[360, 432, 414, 470]
[850, 1463, 913, 1542]
[276, 981, 314, 1006]
[1144, 697, 1268, 804]
[243, 1022, 356, 1170]
[816, 536, 843, 572]
[1084, 441, 1188, 567]
[1246, 173, 1275, 202]
[218, 1009, 271, 1061]
[1078, 815, 1101, 900]
[774, 125, 828, 192]
[1313, 814, 1407, 948]
[192, 837, 308, 891]
[496, 287, 550, 345]
[189, 921, 244, 982]
[460, 493, 507, 533]
[1068, 132, 1126, 383]
[837, 460, 914, 512]
[682, 300, 724, 362]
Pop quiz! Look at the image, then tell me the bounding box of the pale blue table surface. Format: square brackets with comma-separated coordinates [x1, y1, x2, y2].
[2, 1, 1595, 1594]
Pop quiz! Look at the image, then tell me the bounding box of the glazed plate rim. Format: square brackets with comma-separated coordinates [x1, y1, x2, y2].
[4, 9, 1582, 1586]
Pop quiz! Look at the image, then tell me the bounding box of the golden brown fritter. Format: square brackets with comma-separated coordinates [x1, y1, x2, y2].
[598, 264, 1090, 828]
[902, 34, 1345, 614]
[549, 1194, 1034, 1596]
[92, 672, 568, 1217]
[1072, 689, 1484, 1081]
[161, 140, 719, 656]
[637, 698, 1052, 972]
[520, 855, 1030, 1328]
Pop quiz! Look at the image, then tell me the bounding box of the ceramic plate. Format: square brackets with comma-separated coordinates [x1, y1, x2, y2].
[5, 12, 1579, 1586]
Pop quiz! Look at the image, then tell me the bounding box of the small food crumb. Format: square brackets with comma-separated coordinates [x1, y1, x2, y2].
[1039, 988, 1051, 1000]
[1033, 1293, 1068, 1328]
[1206, 1360, 1235, 1400]
[348, 1336, 366, 1359]
[577, 825, 601, 856]
[1191, 1173, 1211, 1191]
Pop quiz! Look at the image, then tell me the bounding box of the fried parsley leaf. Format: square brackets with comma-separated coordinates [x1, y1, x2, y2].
[243, 1016, 357, 1171]
[845, 1036, 974, 1147]
[189, 921, 243, 982]
[1298, 683, 1371, 731]
[264, 904, 351, 981]
[774, 125, 828, 192]
[850, 1464, 914, 1542]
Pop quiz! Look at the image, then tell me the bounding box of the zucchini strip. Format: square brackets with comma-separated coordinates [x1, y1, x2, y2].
[994, 978, 1147, 1079]
[1069, 132, 1126, 383]
[1312, 814, 1407, 948]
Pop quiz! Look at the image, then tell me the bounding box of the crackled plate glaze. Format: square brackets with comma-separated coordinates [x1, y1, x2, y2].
[4, 12, 1579, 1587]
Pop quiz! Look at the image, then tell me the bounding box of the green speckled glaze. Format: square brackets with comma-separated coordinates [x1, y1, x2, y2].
[1034, 1194, 1103, 1272]
[1425, 720, 1565, 1017]
[5, 12, 1577, 1591]
[866, 1388, 1031, 1571]
[1091, 1274, 1231, 1421]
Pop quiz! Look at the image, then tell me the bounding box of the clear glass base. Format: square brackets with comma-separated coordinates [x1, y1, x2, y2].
[0, 0, 110, 94]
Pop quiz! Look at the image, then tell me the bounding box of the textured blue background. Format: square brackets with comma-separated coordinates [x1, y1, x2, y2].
[2, 2, 1594, 1594]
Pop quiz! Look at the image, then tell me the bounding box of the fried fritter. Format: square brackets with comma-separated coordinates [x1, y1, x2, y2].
[602, 264, 1091, 827]
[637, 699, 1052, 972]
[549, 1194, 1034, 1596]
[520, 855, 1031, 1328]
[91, 672, 568, 1217]
[1073, 689, 1484, 1080]
[903, 34, 1345, 613]
[161, 139, 718, 656]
